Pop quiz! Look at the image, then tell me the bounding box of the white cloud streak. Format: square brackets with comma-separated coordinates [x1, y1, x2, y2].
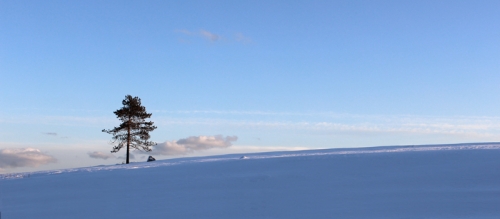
[0, 148, 57, 169]
[87, 151, 115, 160]
[152, 114, 500, 139]
[175, 29, 192, 35]
[175, 29, 221, 42]
[151, 135, 238, 156]
[235, 33, 252, 43]
[4, 111, 500, 140]
[174, 29, 251, 44]
[200, 30, 221, 42]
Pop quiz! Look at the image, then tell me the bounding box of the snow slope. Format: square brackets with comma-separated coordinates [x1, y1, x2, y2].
[1, 143, 500, 218]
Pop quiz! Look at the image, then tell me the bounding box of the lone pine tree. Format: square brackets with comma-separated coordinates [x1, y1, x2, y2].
[102, 95, 157, 164]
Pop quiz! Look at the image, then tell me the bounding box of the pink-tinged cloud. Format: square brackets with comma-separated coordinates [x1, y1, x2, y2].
[0, 148, 57, 169]
[151, 135, 238, 156]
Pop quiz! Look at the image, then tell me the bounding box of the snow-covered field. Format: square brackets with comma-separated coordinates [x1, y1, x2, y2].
[1, 143, 500, 218]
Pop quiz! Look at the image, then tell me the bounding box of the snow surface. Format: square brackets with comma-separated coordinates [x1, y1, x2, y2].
[1, 143, 500, 218]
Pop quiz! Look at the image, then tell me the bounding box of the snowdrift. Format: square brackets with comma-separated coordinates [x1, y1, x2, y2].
[1, 143, 500, 218]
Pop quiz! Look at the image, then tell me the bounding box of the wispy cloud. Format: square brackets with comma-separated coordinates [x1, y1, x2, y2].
[174, 29, 192, 35]
[174, 29, 252, 44]
[200, 29, 221, 42]
[151, 135, 238, 156]
[5, 110, 500, 143]
[151, 113, 500, 139]
[175, 29, 222, 43]
[42, 132, 57, 136]
[87, 151, 115, 160]
[0, 115, 114, 127]
[235, 33, 252, 44]
[0, 148, 57, 169]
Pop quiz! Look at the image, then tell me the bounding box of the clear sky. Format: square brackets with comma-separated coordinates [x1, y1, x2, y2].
[1, 0, 500, 173]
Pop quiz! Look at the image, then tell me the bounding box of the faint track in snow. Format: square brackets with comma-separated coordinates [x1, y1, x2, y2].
[2, 142, 500, 180]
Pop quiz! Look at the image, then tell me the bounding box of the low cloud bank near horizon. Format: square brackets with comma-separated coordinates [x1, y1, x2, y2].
[88, 151, 115, 160]
[150, 135, 238, 156]
[0, 148, 57, 169]
[117, 153, 135, 160]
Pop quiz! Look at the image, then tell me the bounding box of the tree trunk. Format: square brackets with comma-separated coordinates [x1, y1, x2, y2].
[126, 119, 131, 164]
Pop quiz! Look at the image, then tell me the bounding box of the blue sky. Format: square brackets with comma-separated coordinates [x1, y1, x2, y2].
[1, 0, 500, 173]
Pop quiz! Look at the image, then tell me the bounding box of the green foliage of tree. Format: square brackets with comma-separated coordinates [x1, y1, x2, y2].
[102, 95, 157, 164]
